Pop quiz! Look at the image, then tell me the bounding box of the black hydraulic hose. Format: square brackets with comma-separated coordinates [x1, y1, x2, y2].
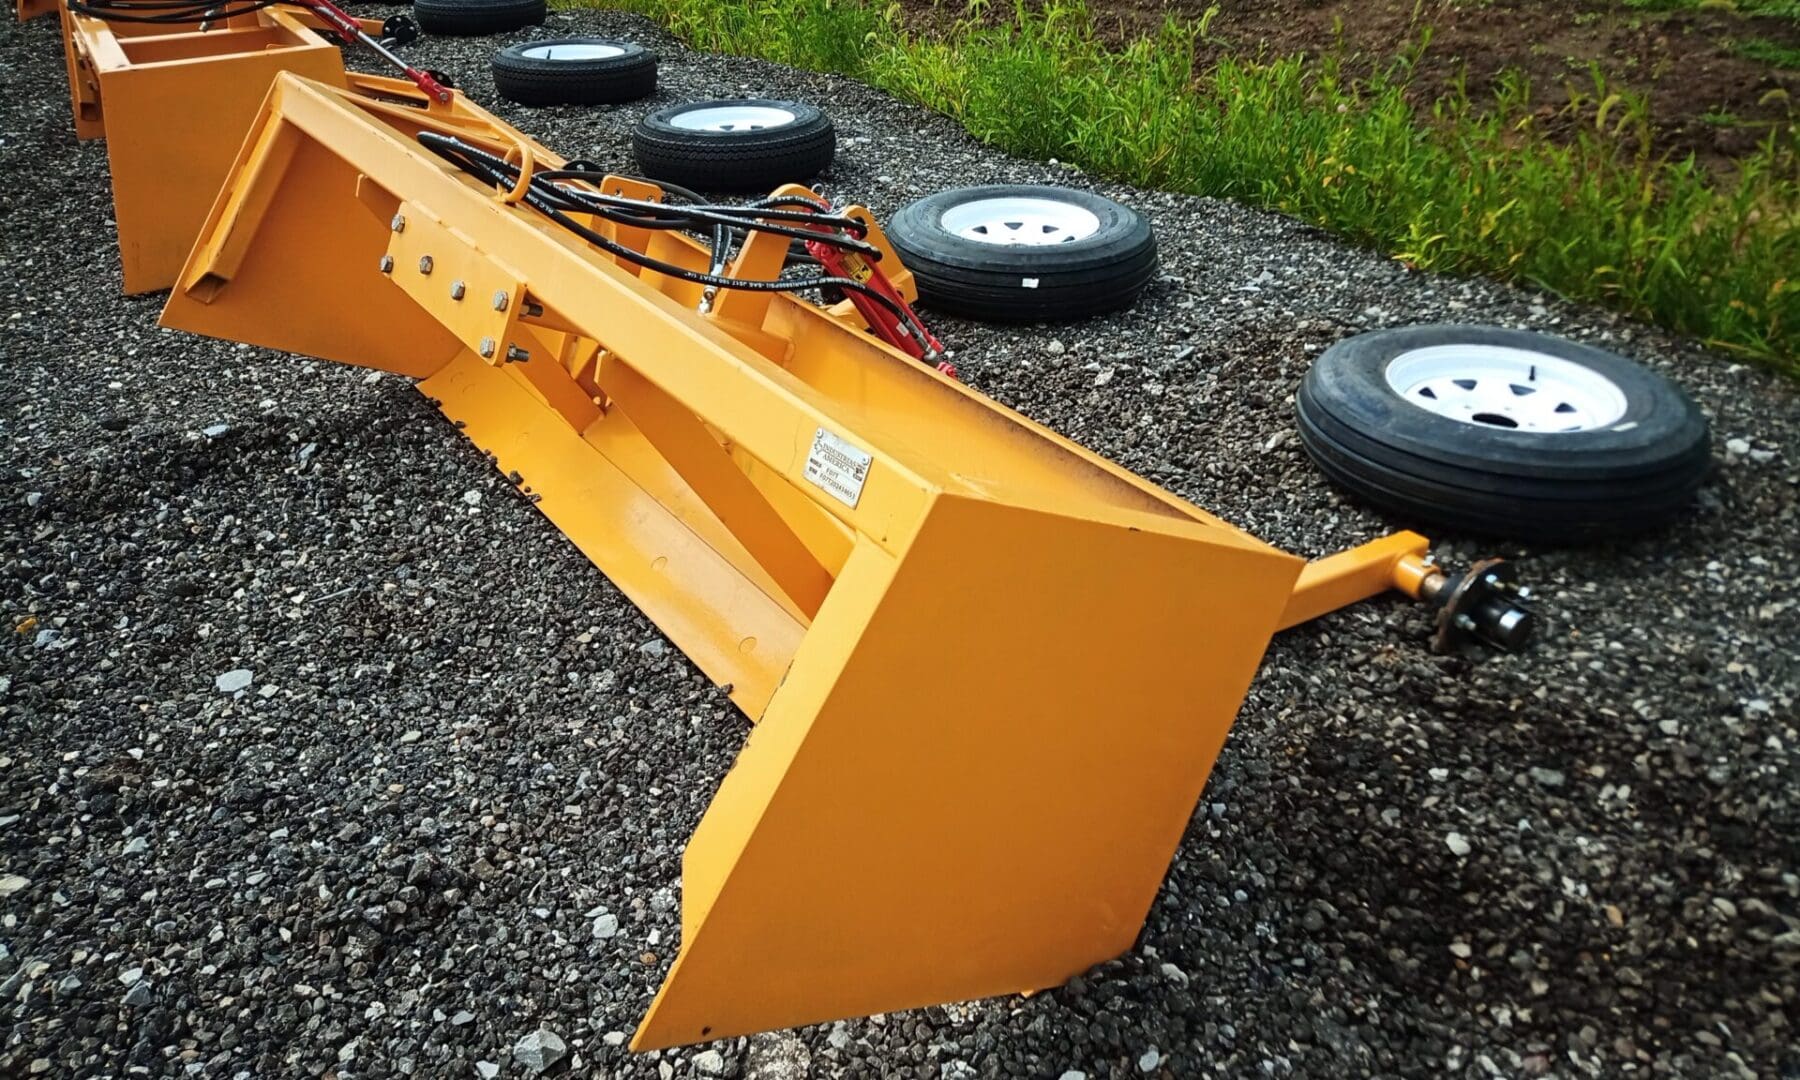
[66, 0, 285, 22]
[554, 164, 825, 267]
[555, 166, 730, 269]
[524, 163, 871, 239]
[526, 179, 882, 256]
[426, 137, 878, 258]
[415, 132, 915, 327]
[535, 166, 860, 233]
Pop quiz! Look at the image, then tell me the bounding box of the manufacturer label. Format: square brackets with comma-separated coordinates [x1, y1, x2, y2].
[803, 427, 872, 509]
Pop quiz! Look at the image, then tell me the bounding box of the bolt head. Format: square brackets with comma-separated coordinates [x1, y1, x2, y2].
[390, 213, 406, 233]
[492, 290, 509, 311]
[1453, 613, 1478, 631]
[418, 255, 434, 275]
[450, 280, 466, 301]
[378, 255, 394, 274]
[478, 337, 496, 359]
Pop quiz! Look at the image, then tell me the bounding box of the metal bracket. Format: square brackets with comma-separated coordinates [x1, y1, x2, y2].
[384, 199, 529, 366]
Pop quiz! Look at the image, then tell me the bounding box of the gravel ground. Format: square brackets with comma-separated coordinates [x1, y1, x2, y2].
[4, 8, 1798, 1078]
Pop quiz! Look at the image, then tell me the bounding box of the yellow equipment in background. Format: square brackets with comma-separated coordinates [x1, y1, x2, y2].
[158, 71, 1529, 1050]
[16, 0, 56, 20]
[56, 2, 392, 293]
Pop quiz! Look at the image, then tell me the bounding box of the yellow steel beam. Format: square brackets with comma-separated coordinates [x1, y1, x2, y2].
[1278, 530, 1432, 631]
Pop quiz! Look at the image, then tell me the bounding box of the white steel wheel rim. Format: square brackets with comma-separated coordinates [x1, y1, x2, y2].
[522, 42, 626, 60]
[669, 105, 796, 132]
[1384, 344, 1629, 432]
[939, 196, 1102, 246]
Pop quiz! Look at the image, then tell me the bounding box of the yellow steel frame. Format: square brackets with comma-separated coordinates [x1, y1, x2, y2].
[17, 0, 56, 21]
[159, 72, 1446, 1051]
[58, 3, 386, 293]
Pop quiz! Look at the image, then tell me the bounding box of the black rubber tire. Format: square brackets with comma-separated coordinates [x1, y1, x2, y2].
[414, 0, 543, 37]
[490, 39, 656, 105]
[1295, 325, 1711, 542]
[883, 185, 1157, 322]
[631, 99, 835, 193]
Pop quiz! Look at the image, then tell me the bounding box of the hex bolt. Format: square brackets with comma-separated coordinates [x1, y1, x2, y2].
[1487, 577, 1532, 601]
[418, 255, 434, 276]
[390, 213, 406, 233]
[478, 337, 496, 359]
[450, 280, 466, 301]
[505, 344, 530, 363]
[378, 255, 394, 274]
[1453, 613, 1478, 632]
[492, 290, 509, 311]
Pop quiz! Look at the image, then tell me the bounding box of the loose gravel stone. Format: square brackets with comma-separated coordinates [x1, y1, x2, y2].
[3, 6, 1797, 1079]
[1527, 766, 1566, 787]
[212, 668, 253, 693]
[513, 1028, 567, 1073]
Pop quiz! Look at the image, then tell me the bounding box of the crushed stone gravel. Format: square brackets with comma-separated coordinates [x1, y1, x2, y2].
[3, 7, 1798, 1078]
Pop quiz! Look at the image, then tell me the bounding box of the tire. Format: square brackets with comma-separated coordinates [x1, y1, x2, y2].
[414, 0, 543, 37]
[1294, 325, 1711, 543]
[491, 39, 656, 105]
[884, 185, 1157, 322]
[632, 100, 835, 193]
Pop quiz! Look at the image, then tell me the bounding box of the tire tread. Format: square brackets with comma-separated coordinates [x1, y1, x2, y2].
[1294, 326, 1711, 542]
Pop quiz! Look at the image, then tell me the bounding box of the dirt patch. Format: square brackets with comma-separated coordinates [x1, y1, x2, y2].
[901, 0, 1800, 172]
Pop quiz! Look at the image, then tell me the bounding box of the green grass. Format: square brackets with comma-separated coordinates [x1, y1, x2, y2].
[1624, 0, 1800, 19]
[574, 0, 1800, 369]
[1737, 36, 1800, 67]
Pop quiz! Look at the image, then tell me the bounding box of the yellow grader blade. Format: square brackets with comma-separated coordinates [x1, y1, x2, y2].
[159, 72, 1464, 1049]
[57, 4, 389, 293]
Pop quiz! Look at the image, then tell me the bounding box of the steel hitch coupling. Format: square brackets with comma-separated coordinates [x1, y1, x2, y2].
[1418, 557, 1536, 652]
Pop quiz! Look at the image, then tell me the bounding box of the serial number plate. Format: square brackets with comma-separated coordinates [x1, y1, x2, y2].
[803, 427, 872, 509]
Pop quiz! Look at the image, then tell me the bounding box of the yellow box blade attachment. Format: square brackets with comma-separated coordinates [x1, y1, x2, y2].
[160, 72, 1433, 1049]
[57, 4, 399, 294]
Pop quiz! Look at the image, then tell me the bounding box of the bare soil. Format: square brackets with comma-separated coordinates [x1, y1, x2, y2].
[904, 0, 1800, 172]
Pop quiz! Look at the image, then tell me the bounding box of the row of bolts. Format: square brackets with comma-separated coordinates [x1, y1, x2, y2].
[377, 212, 526, 363]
